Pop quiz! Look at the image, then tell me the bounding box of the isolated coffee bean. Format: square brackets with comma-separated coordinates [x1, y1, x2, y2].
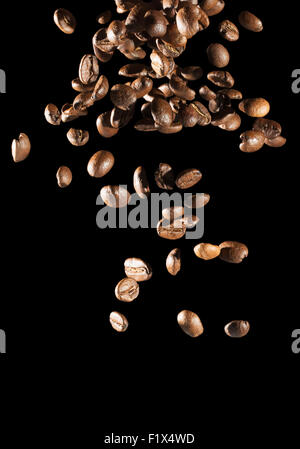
[175, 168, 202, 189]
[218, 20, 239, 42]
[239, 130, 265, 153]
[225, 320, 250, 338]
[151, 97, 173, 127]
[109, 311, 128, 333]
[91, 75, 109, 101]
[133, 166, 150, 198]
[72, 78, 97, 93]
[61, 103, 88, 122]
[54, 8, 76, 34]
[252, 118, 282, 141]
[157, 219, 186, 240]
[107, 20, 127, 44]
[184, 193, 210, 209]
[115, 277, 139, 302]
[110, 84, 137, 111]
[162, 206, 184, 221]
[239, 98, 270, 118]
[265, 136, 287, 148]
[131, 77, 153, 99]
[87, 150, 115, 178]
[96, 112, 119, 138]
[11, 133, 31, 163]
[219, 241, 249, 264]
[66, 128, 89, 147]
[194, 243, 220, 260]
[111, 105, 135, 128]
[207, 71, 235, 88]
[207, 43, 230, 68]
[166, 248, 181, 276]
[56, 166, 72, 188]
[44, 104, 61, 126]
[79, 55, 99, 85]
[199, 85, 216, 101]
[119, 63, 149, 78]
[238, 11, 263, 32]
[100, 185, 131, 208]
[180, 66, 203, 81]
[97, 10, 112, 25]
[124, 257, 153, 282]
[155, 163, 175, 190]
[177, 310, 204, 338]
[144, 10, 168, 37]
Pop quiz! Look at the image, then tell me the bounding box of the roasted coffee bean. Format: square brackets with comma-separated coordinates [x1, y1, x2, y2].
[107, 20, 127, 44]
[66, 128, 89, 147]
[72, 78, 96, 93]
[155, 163, 175, 190]
[115, 0, 141, 13]
[131, 77, 153, 98]
[91, 75, 109, 101]
[217, 88, 242, 100]
[109, 311, 128, 332]
[209, 92, 231, 113]
[239, 98, 270, 118]
[133, 166, 150, 198]
[73, 92, 94, 111]
[176, 5, 201, 38]
[178, 103, 201, 128]
[218, 20, 239, 42]
[156, 38, 185, 58]
[219, 241, 249, 264]
[110, 84, 137, 111]
[199, 85, 216, 101]
[150, 50, 174, 77]
[124, 257, 153, 282]
[265, 136, 286, 148]
[175, 168, 202, 189]
[115, 277, 139, 302]
[97, 10, 112, 25]
[184, 193, 210, 208]
[194, 243, 220, 260]
[207, 43, 230, 68]
[100, 185, 131, 208]
[166, 248, 181, 276]
[119, 63, 149, 77]
[239, 130, 265, 153]
[54, 8, 76, 34]
[134, 117, 157, 132]
[164, 22, 187, 48]
[204, 0, 225, 16]
[162, 206, 184, 221]
[44, 104, 61, 126]
[238, 11, 263, 33]
[252, 118, 282, 141]
[151, 97, 173, 127]
[125, 4, 147, 33]
[207, 70, 234, 88]
[144, 88, 165, 102]
[87, 150, 115, 178]
[192, 101, 211, 126]
[157, 219, 186, 240]
[200, 0, 219, 12]
[11, 133, 31, 163]
[218, 112, 241, 131]
[96, 111, 119, 138]
[169, 96, 186, 113]
[93, 28, 117, 53]
[144, 10, 168, 37]
[79, 54, 99, 85]
[158, 83, 173, 97]
[111, 105, 135, 128]
[61, 103, 88, 122]
[180, 66, 203, 81]
[169, 74, 196, 101]
[56, 166, 72, 188]
[177, 310, 204, 338]
[141, 102, 152, 118]
[93, 40, 114, 63]
[156, 121, 183, 134]
[181, 215, 200, 229]
[225, 320, 250, 338]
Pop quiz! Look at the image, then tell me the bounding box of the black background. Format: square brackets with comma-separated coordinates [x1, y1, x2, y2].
[0, 0, 299, 433]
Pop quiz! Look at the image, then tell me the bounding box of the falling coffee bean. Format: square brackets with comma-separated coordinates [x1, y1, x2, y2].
[207, 71, 235, 88]
[151, 97, 173, 127]
[124, 257, 153, 282]
[194, 243, 220, 260]
[131, 77, 153, 99]
[157, 219, 186, 240]
[97, 10, 112, 25]
[109, 311, 129, 332]
[180, 66, 203, 81]
[91, 75, 109, 102]
[239, 98, 270, 118]
[144, 9, 168, 37]
[177, 310, 204, 338]
[155, 163, 175, 190]
[175, 168, 202, 189]
[207, 43, 230, 68]
[119, 63, 149, 78]
[166, 248, 181, 276]
[79, 54, 99, 85]
[218, 20, 239, 42]
[265, 136, 286, 148]
[56, 166, 72, 188]
[133, 166, 150, 198]
[100, 185, 131, 208]
[107, 20, 127, 44]
[239, 130, 265, 153]
[87, 150, 115, 178]
[54, 8, 76, 34]
[66, 128, 89, 146]
[11, 133, 31, 163]
[219, 241, 249, 264]
[71, 78, 97, 93]
[199, 85, 216, 101]
[225, 320, 250, 338]
[115, 278, 139, 302]
[44, 104, 61, 126]
[184, 193, 210, 208]
[110, 84, 137, 111]
[96, 112, 119, 138]
[162, 206, 184, 221]
[252, 118, 282, 141]
[238, 11, 263, 33]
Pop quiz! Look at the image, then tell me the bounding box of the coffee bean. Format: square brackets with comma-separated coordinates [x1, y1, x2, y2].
[156, 121, 183, 134]
[176, 5, 201, 38]
[164, 22, 187, 48]
[71, 78, 97, 93]
[207, 70, 235, 88]
[44, 104, 61, 126]
[119, 63, 149, 78]
[204, 0, 225, 17]
[56, 166, 72, 188]
[217, 88, 242, 100]
[124, 257, 153, 281]
[180, 66, 203, 81]
[200, 1, 219, 13]
[191, 101, 211, 126]
[169, 74, 196, 101]
[157, 219, 186, 240]
[67, 128, 89, 147]
[199, 85, 216, 101]
[178, 103, 201, 128]
[125, 4, 147, 33]
[213, 111, 241, 131]
[144, 10, 168, 37]
[184, 193, 210, 208]
[79, 55, 99, 85]
[239, 98, 270, 118]
[239, 130, 265, 153]
[265, 136, 287, 148]
[93, 28, 117, 53]
[155, 163, 175, 190]
[181, 215, 200, 229]
[11, 133, 31, 163]
[219, 241, 249, 263]
[107, 20, 127, 44]
[131, 77, 153, 98]
[87, 150, 115, 178]
[175, 168, 202, 189]
[238, 11, 263, 33]
[54, 8, 76, 34]
[177, 310, 204, 337]
[91, 75, 109, 102]
[252, 118, 282, 140]
[61, 103, 88, 123]
[194, 243, 220, 260]
[133, 166, 150, 198]
[96, 112, 119, 138]
[166, 248, 181, 276]
[157, 83, 173, 97]
[150, 50, 174, 78]
[151, 97, 174, 126]
[110, 84, 137, 111]
[162, 206, 184, 221]
[134, 117, 158, 132]
[73, 92, 94, 112]
[100, 185, 131, 208]
[115, 277, 139, 302]
[97, 10, 112, 25]
[156, 38, 185, 58]
[207, 43, 230, 68]
[109, 311, 129, 332]
[225, 320, 250, 338]
[218, 20, 239, 42]
[111, 105, 135, 128]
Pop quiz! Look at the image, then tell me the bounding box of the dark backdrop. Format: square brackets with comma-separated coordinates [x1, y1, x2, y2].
[0, 0, 298, 431]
